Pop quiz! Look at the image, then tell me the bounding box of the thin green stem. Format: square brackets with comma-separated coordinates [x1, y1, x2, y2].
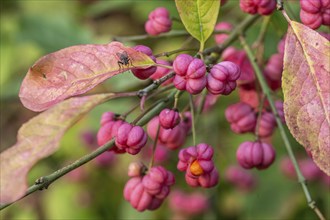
[132, 99, 164, 125]
[136, 90, 179, 126]
[0, 138, 115, 210]
[171, 16, 182, 23]
[113, 30, 230, 43]
[137, 72, 175, 98]
[253, 16, 271, 65]
[121, 102, 140, 119]
[254, 95, 266, 139]
[149, 124, 161, 169]
[155, 48, 199, 58]
[0, 84, 179, 212]
[203, 14, 260, 55]
[189, 94, 196, 146]
[197, 90, 207, 115]
[154, 63, 173, 69]
[239, 35, 325, 220]
[173, 90, 183, 109]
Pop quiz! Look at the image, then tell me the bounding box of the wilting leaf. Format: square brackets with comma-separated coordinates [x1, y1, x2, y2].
[0, 93, 116, 204]
[175, 0, 219, 50]
[282, 21, 330, 176]
[19, 41, 154, 112]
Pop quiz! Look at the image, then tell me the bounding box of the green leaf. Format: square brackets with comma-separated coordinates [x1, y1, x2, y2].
[0, 93, 117, 204]
[282, 21, 330, 176]
[175, 0, 220, 51]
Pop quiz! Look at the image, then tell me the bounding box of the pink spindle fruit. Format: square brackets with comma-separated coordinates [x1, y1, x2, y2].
[131, 45, 156, 79]
[147, 116, 187, 150]
[300, 0, 330, 29]
[207, 61, 241, 95]
[123, 166, 175, 211]
[225, 102, 257, 133]
[240, 0, 276, 15]
[177, 143, 219, 188]
[238, 88, 258, 109]
[159, 108, 181, 129]
[222, 47, 255, 89]
[256, 112, 277, 138]
[145, 7, 172, 35]
[214, 22, 233, 44]
[237, 141, 276, 169]
[173, 54, 207, 94]
[115, 122, 148, 155]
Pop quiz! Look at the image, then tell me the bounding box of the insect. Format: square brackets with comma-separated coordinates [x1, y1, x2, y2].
[116, 51, 134, 71]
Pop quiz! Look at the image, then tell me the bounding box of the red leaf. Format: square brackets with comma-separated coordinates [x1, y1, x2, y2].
[19, 42, 155, 112]
[0, 93, 116, 204]
[282, 21, 330, 175]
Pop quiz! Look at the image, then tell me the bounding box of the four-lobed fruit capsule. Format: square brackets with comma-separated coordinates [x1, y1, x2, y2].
[173, 54, 207, 94]
[206, 61, 241, 95]
[177, 143, 219, 188]
[236, 141, 276, 170]
[145, 7, 172, 36]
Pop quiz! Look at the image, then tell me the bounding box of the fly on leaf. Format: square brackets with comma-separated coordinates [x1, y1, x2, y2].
[116, 51, 134, 71]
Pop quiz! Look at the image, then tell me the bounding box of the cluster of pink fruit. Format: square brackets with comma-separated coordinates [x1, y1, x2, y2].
[95, 44, 242, 210]
[91, 3, 329, 213]
[239, 0, 330, 32]
[213, 22, 288, 172]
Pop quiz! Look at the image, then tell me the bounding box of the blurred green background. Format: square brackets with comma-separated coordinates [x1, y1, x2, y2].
[0, 0, 329, 219]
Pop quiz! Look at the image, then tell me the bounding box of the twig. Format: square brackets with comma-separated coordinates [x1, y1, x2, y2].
[254, 95, 266, 139]
[0, 138, 116, 210]
[203, 14, 260, 55]
[189, 94, 196, 146]
[0, 83, 179, 211]
[253, 16, 271, 65]
[239, 35, 326, 220]
[113, 30, 229, 42]
[155, 48, 199, 58]
[137, 72, 175, 98]
[149, 124, 161, 169]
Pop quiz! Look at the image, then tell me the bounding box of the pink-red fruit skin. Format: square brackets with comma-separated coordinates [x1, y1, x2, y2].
[222, 47, 255, 88]
[177, 143, 219, 188]
[147, 116, 187, 150]
[115, 122, 147, 155]
[173, 54, 207, 95]
[145, 7, 172, 36]
[159, 108, 181, 129]
[240, 0, 276, 15]
[256, 112, 277, 138]
[237, 141, 276, 169]
[132, 45, 156, 80]
[214, 22, 233, 44]
[225, 102, 257, 133]
[207, 61, 241, 95]
[300, 0, 330, 29]
[124, 166, 175, 211]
